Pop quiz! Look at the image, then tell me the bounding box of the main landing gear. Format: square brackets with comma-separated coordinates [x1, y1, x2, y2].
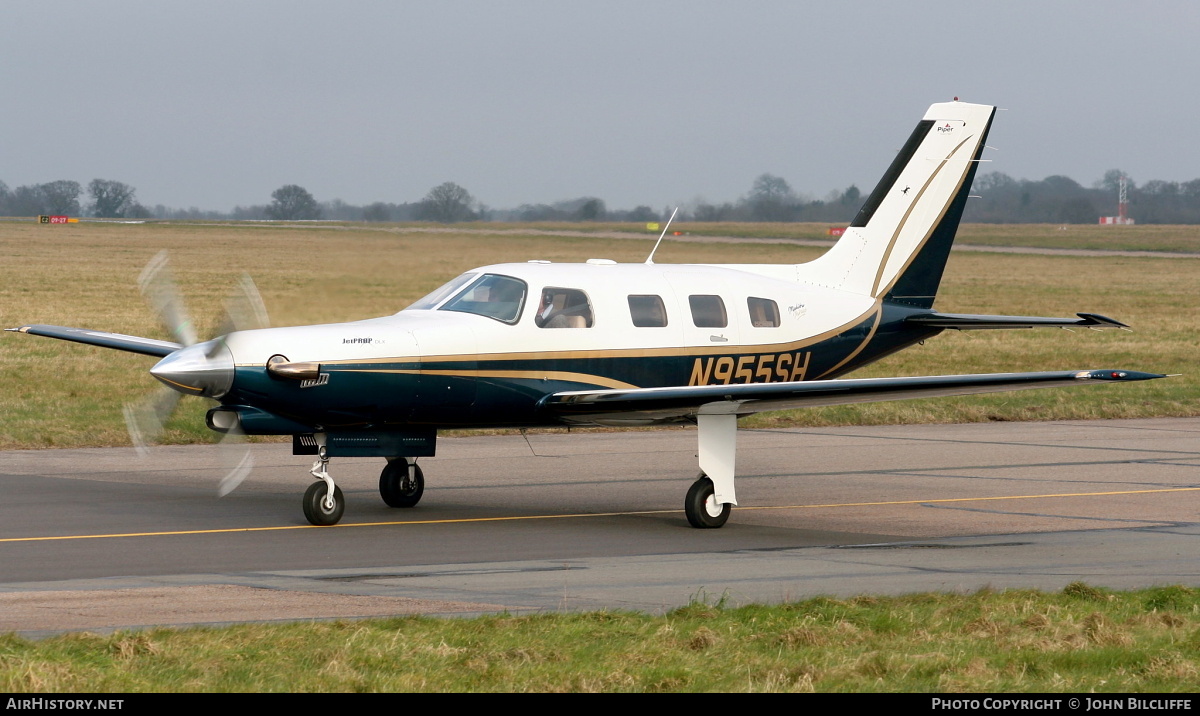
[684, 413, 738, 529]
[379, 458, 424, 508]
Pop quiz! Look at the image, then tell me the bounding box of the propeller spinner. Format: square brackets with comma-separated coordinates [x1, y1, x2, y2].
[148, 339, 234, 398]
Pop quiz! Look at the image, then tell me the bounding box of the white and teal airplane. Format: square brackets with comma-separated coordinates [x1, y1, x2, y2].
[10, 100, 1164, 527]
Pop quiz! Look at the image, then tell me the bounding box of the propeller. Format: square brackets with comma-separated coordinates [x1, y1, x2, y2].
[123, 250, 269, 497]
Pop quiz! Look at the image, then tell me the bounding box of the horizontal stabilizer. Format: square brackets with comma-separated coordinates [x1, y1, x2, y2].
[541, 369, 1165, 425]
[905, 312, 1128, 330]
[6, 324, 182, 357]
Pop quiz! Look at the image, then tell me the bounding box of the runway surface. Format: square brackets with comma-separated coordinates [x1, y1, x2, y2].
[2, 418, 1198, 638]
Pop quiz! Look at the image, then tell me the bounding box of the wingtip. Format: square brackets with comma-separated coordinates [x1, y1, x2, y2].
[1078, 370, 1168, 381]
[1075, 313, 1129, 328]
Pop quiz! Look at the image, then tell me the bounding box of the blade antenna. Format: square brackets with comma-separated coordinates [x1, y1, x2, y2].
[644, 207, 679, 265]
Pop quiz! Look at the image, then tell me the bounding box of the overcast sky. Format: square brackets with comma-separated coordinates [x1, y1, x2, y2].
[3, 1, 1196, 212]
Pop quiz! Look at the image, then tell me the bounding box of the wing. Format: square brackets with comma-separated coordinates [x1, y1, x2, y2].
[6, 324, 182, 357]
[905, 312, 1127, 330]
[540, 369, 1165, 425]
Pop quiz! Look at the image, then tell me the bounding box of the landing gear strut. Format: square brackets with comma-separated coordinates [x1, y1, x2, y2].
[379, 458, 424, 508]
[303, 441, 345, 526]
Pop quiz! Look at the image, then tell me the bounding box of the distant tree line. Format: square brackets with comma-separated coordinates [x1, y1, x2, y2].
[963, 170, 1200, 224]
[0, 178, 148, 218]
[5, 169, 1200, 224]
[495, 197, 659, 223]
[682, 170, 1200, 225]
[688, 174, 865, 223]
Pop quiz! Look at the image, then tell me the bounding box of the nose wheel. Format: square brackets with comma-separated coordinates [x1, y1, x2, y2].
[302, 480, 344, 526]
[303, 443, 345, 526]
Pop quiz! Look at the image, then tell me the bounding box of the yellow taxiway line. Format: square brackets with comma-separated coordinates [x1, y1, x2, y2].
[2, 486, 1197, 544]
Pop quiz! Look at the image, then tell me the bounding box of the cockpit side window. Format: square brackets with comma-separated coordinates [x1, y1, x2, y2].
[747, 297, 780, 327]
[439, 274, 527, 324]
[689, 295, 727, 328]
[628, 295, 667, 327]
[535, 287, 594, 328]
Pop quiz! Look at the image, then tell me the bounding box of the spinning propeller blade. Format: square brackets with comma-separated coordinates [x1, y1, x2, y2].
[125, 251, 268, 497]
[216, 426, 254, 497]
[137, 249, 198, 347]
[122, 386, 182, 457]
[213, 274, 270, 339]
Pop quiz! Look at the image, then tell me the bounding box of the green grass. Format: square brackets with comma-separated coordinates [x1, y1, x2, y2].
[1, 221, 1197, 449]
[953, 223, 1200, 253]
[3, 584, 1199, 692]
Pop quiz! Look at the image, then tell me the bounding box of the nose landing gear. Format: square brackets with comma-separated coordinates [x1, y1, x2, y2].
[302, 441, 345, 526]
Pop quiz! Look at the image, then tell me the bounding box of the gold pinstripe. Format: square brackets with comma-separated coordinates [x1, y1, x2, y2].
[340, 368, 639, 390]
[814, 301, 884, 379]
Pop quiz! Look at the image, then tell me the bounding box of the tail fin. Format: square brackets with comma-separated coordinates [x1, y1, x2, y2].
[801, 101, 996, 308]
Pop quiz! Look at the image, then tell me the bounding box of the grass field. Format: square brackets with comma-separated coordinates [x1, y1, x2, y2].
[1, 220, 1197, 449]
[4, 584, 1199, 692]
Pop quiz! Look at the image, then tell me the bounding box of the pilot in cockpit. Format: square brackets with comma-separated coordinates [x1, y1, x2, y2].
[536, 288, 592, 328]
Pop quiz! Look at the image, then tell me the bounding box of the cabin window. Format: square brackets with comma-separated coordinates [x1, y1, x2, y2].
[405, 272, 477, 311]
[535, 287, 594, 328]
[439, 274, 527, 324]
[689, 295, 727, 328]
[628, 295, 667, 327]
[747, 297, 780, 327]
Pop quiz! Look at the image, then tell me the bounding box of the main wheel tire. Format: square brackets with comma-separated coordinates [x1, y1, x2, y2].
[303, 481, 345, 526]
[684, 476, 731, 528]
[379, 461, 424, 508]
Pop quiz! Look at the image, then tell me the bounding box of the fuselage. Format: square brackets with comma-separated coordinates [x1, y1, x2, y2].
[212, 260, 941, 432]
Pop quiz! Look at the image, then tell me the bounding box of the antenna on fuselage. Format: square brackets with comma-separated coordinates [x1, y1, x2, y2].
[644, 207, 679, 265]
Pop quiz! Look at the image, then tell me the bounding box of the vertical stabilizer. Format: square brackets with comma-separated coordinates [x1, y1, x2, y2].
[800, 101, 996, 308]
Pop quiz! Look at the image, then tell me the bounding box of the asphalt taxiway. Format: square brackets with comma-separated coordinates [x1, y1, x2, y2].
[2, 418, 1198, 637]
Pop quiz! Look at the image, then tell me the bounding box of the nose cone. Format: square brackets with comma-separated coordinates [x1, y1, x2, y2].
[150, 339, 234, 398]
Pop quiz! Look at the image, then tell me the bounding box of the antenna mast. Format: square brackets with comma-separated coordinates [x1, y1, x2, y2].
[1099, 175, 1135, 224]
[1118, 175, 1130, 224]
[644, 207, 679, 264]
